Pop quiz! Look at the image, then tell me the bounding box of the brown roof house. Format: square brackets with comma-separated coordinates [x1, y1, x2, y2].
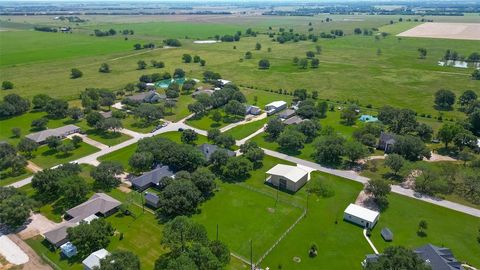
[43, 193, 121, 247]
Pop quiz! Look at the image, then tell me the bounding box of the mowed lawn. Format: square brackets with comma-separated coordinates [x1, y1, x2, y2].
[31, 140, 99, 168]
[260, 173, 372, 270]
[192, 181, 304, 261]
[370, 193, 480, 267]
[224, 116, 268, 140]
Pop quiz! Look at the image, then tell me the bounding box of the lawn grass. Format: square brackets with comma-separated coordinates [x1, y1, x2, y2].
[186, 109, 243, 131]
[31, 140, 99, 169]
[0, 169, 32, 187]
[223, 116, 268, 140]
[370, 193, 480, 268]
[121, 115, 161, 134]
[26, 236, 84, 270]
[75, 121, 131, 146]
[260, 172, 371, 269]
[162, 94, 195, 122]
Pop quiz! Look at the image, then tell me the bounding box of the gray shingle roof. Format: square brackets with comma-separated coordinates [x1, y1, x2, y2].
[415, 244, 463, 270]
[131, 166, 174, 190]
[283, 116, 305, 125]
[26, 125, 80, 143]
[145, 192, 160, 205]
[43, 223, 75, 246]
[381, 227, 393, 241]
[66, 193, 121, 220]
[279, 109, 296, 119]
[198, 143, 235, 160]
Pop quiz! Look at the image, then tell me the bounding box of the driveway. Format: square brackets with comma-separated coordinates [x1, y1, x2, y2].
[0, 234, 29, 265]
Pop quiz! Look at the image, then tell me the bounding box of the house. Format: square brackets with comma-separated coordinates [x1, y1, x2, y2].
[131, 166, 174, 191]
[99, 111, 112, 119]
[217, 79, 231, 86]
[43, 193, 121, 247]
[127, 91, 165, 103]
[283, 116, 306, 125]
[266, 164, 308, 192]
[60, 242, 77, 258]
[381, 227, 393, 241]
[245, 105, 261, 115]
[343, 204, 379, 229]
[26, 125, 81, 144]
[265, 101, 287, 115]
[198, 143, 236, 161]
[145, 192, 160, 208]
[82, 249, 110, 270]
[415, 244, 463, 270]
[279, 109, 296, 119]
[359, 114, 379, 123]
[378, 132, 396, 153]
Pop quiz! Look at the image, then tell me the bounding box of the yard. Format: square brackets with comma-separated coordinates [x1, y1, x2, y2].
[186, 108, 244, 131]
[223, 116, 268, 140]
[30, 140, 99, 169]
[0, 169, 32, 187]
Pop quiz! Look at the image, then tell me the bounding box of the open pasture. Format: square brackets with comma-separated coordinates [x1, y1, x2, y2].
[398, 22, 480, 40]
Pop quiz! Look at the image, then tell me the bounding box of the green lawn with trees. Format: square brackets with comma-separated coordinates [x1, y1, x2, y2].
[30, 140, 99, 168]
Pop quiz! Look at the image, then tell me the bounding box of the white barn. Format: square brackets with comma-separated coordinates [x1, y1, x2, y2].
[343, 204, 379, 229]
[266, 164, 308, 192]
[265, 101, 287, 115]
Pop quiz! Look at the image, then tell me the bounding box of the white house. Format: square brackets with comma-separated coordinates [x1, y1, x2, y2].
[82, 249, 110, 270]
[266, 164, 308, 192]
[343, 204, 379, 229]
[265, 101, 287, 115]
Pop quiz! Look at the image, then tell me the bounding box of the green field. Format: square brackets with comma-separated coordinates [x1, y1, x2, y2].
[224, 117, 268, 140]
[31, 140, 99, 168]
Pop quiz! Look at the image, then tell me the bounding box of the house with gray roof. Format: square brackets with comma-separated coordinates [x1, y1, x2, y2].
[26, 125, 80, 144]
[279, 109, 296, 119]
[246, 105, 261, 115]
[283, 116, 306, 125]
[144, 192, 160, 208]
[127, 91, 165, 103]
[415, 244, 463, 270]
[43, 193, 120, 247]
[198, 143, 236, 161]
[378, 132, 396, 153]
[131, 165, 174, 191]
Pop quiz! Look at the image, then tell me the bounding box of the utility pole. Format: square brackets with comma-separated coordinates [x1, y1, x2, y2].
[250, 240, 253, 270]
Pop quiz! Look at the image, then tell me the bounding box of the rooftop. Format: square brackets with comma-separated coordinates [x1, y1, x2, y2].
[198, 143, 235, 160]
[266, 164, 308, 182]
[265, 100, 287, 108]
[26, 125, 80, 143]
[82, 249, 110, 269]
[66, 193, 121, 221]
[415, 244, 463, 270]
[344, 204, 380, 223]
[131, 166, 174, 189]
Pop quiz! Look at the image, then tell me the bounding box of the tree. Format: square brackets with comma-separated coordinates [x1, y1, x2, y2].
[99, 117, 123, 133]
[158, 180, 201, 218]
[129, 152, 154, 172]
[317, 101, 328, 118]
[32, 94, 52, 110]
[306, 51, 315, 58]
[207, 128, 221, 142]
[0, 94, 30, 116]
[418, 220, 428, 236]
[71, 135, 83, 147]
[99, 63, 110, 73]
[181, 129, 198, 145]
[258, 59, 270, 69]
[67, 219, 114, 258]
[255, 42, 261, 50]
[70, 68, 83, 79]
[365, 246, 431, 270]
[45, 136, 62, 150]
[293, 89, 308, 101]
[222, 156, 252, 181]
[0, 187, 33, 229]
[91, 161, 124, 190]
[340, 105, 357, 126]
[414, 165, 448, 195]
[415, 123, 433, 142]
[265, 118, 284, 139]
[191, 167, 216, 198]
[11, 127, 20, 138]
[453, 130, 477, 150]
[434, 89, 456, 110]
[86, 111, 103, 127]
[137, 60, 147, 70]
[173, 68, 185, 78]
[472, 69, 480, 80]
[393, 135, 431, 161]
[458, 90, 477, 107]
[212, 111, 222, 123]
[313, 134, 345, 165]
[31, 117, 49, 130]
[45, 99, 69, 118]
[99, 250, 140, 270]
[182, 54, 192, 63]
[298, 58, 308, 69]
[17, 138, 38, 158]
[437, 123, 463, 148]
[193, 55, 201, 63]
[161, 216, 208, 252]
[224, 100, 245, 117]
[200, 59, 206, 66]
[365, 179, 391, 199]
[384, 154, 405, 175]
[213, 134, 235, 149]
[62, 176, 88, 208]
[68, 107, 83, 121]
[245, 51, 252, 59]
[417, 48, 427, 59]
[277, 128, 306, 152]
[344, 140, 368, 164]
[1, 81, 13, 90]
[240, 141, 264, 167]
[468, 109, 480, 136]
[311, 58, 319, 68]
[133, 103, 163, 122]
[315, 45, 322, 54]
[57, 142, 75, 155]
[209, 240, 230, 265]
[378, 106, 418, 134]
[187, 102, 205, 116]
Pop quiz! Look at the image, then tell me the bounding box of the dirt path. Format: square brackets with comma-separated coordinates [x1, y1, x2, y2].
[26, 162, 42, 173]
[7, 235, 52, 270]
[424, 153, 457, 162]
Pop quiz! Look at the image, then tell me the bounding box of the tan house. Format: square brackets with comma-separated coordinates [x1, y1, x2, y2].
[266, 164, 308, 192]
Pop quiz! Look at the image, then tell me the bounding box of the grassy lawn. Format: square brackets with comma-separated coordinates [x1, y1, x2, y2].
[224, 116, 268, 140]
[260, 172, 372, 269]
[186, 109, 244, 131]
[121, 115, 161, 134]
[31, 140, 99, 169]
[0, 169, 32, 187]
[192, 181, 304, 261]
[163, 94, 195, 122]
[75, 121, 131, 146]
[370, 193, 480, 268]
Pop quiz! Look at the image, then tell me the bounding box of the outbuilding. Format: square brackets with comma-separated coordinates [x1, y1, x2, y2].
[265, 101, 287, 115]
[266, 164, 308, 192]
[381, 227, 393, 241]
[82, 249, 110, 270]
[343, 204, 380, 229]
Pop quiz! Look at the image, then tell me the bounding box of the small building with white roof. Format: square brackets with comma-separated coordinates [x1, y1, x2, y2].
[266, 164, 308, 192]
[343, 204, 380, 229]
[265, 101, 287, 115]
[82, 248, 110, 270]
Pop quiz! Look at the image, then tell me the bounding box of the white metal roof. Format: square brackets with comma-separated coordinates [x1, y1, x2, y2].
[265, 100, 287, 108]
[82, 249, 109, 269]
[266, 164, 308, 182]
[344, 204, 379, 223]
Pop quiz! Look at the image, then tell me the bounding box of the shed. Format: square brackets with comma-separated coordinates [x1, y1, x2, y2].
[60, 242, 77, 258]
[82, 249, 110, 270]
[145, 192, 160, 208]
[266, 164, 308, 192]
[246, 105, 261, 115]
[343, 204, 379, 229]
[279, 109, 296, 119]
[381, 227, 393, 241]
[265, 101, 287, 115]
